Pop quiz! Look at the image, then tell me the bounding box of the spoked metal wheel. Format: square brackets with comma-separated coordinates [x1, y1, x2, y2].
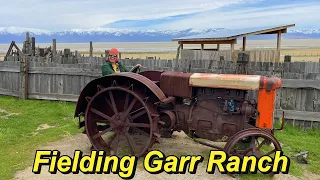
[224, 128, 281, 176]
[224, 128, 281, 159]
[85, 86, 159, 157]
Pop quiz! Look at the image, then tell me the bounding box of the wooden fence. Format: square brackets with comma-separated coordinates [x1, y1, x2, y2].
[234, 49, 281, 62]
[180, 49, 281, 62]
[181, 49, 233, 61]
[1, 57, 320, 129]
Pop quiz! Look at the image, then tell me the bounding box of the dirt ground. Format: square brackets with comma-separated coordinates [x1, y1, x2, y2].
[13, 131, 303, 180]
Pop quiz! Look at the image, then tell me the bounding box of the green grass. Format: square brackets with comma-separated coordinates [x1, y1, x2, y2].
[0, 95, 81, 180]
[274, 124, 320, 176]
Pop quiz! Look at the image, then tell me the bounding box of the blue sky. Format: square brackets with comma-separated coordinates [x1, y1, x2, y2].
[0, 0, 319, 30]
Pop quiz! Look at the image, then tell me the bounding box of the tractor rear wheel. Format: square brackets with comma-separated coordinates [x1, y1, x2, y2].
[85, 86, 159, 157]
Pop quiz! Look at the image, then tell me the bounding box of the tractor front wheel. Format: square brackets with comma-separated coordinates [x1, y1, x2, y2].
[224, 128, 282, 158]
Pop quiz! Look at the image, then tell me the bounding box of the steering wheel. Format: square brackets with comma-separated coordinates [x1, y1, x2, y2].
[129, 64, 141, 73]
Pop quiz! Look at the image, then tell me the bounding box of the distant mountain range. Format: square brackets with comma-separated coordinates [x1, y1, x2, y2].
[0, 26, 320, 43]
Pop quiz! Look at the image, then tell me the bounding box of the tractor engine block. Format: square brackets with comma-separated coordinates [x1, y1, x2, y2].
[169, 87, 257, 141]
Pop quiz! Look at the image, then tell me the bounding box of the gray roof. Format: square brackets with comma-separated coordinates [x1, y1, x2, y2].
[173, 24, 295, 41]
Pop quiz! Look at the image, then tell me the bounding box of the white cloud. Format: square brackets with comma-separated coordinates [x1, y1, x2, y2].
[0, 0, 318, 30]
[152, 1, 320, 30]
[0, 0, 254, 30]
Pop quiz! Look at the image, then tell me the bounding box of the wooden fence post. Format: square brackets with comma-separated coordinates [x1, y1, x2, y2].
[236, 52, 249, 74]
[89, 41, 93, 57]
[175, 44, 181, 61]
[284, 55, 291, 62]
[105, 50, 109, 57]
[31, 37, 35, 56]
[20, 55, 29, 99]
[52, 39, 57, 56]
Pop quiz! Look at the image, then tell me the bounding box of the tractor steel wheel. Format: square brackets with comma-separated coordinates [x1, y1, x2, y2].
[224, 128, 281, 177]
[85, 86, 158, 157]
[224, 128, 282, 158]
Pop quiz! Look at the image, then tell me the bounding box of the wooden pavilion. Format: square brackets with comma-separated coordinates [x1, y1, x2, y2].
[172, 24, 296, 62]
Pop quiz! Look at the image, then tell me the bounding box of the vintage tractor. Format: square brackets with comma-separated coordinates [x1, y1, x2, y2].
[74, 65, 284, 158]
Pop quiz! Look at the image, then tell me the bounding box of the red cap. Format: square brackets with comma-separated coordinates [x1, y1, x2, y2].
[109, 48, 119, 56]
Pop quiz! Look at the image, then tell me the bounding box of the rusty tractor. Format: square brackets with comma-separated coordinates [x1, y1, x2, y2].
[74, 64, 284, 158]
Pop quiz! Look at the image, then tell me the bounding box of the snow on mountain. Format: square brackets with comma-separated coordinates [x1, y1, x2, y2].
[288, 29, 320, 34]
[0, 26, 52, 35]
[0, 26, 223, 36]
[0, 26, 319, 43]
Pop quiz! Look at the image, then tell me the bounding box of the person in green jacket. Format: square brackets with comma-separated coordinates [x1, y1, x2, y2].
[101, 48, 130, 76]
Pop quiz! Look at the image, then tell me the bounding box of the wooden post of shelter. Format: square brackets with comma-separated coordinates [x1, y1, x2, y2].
[242, 36, 247, 51]
[231, 44, 235, 52]
[217, 44, 220, 51]
[277, 30, 281, 50]
[200, 44, 204, 60]
[20, 55, 29, 99]
[175, 44, 182, 61]
[89, 41, 93, 57]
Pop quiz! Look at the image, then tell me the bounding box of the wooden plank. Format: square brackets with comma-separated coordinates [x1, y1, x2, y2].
[281, 79, 320, 90]
[275, 88, 281, 109]
[58, 75, 63, 95]
[296, 120, 305, 129]
[274, 109, 320, 122]
[179, 39, 237, 44]
[28, 74, 35, 94]
[28, 67, 101, 77]
[52, 74, 58, 94]
[12, 71, 19, 92]
[280, 88, 296, 110]
[314, 89, 320, 112]
[0, 66, 20, 72]
[0, 88, 20, 97]
[305, 120, 312, 130]
[19, 56, 28, 99]
[63, 75, 68, 94]
[305, 89, 315, 112]
[47, 74, 52, 94]
[294, 88, 303, 111]
[28, 93, 78, 102]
